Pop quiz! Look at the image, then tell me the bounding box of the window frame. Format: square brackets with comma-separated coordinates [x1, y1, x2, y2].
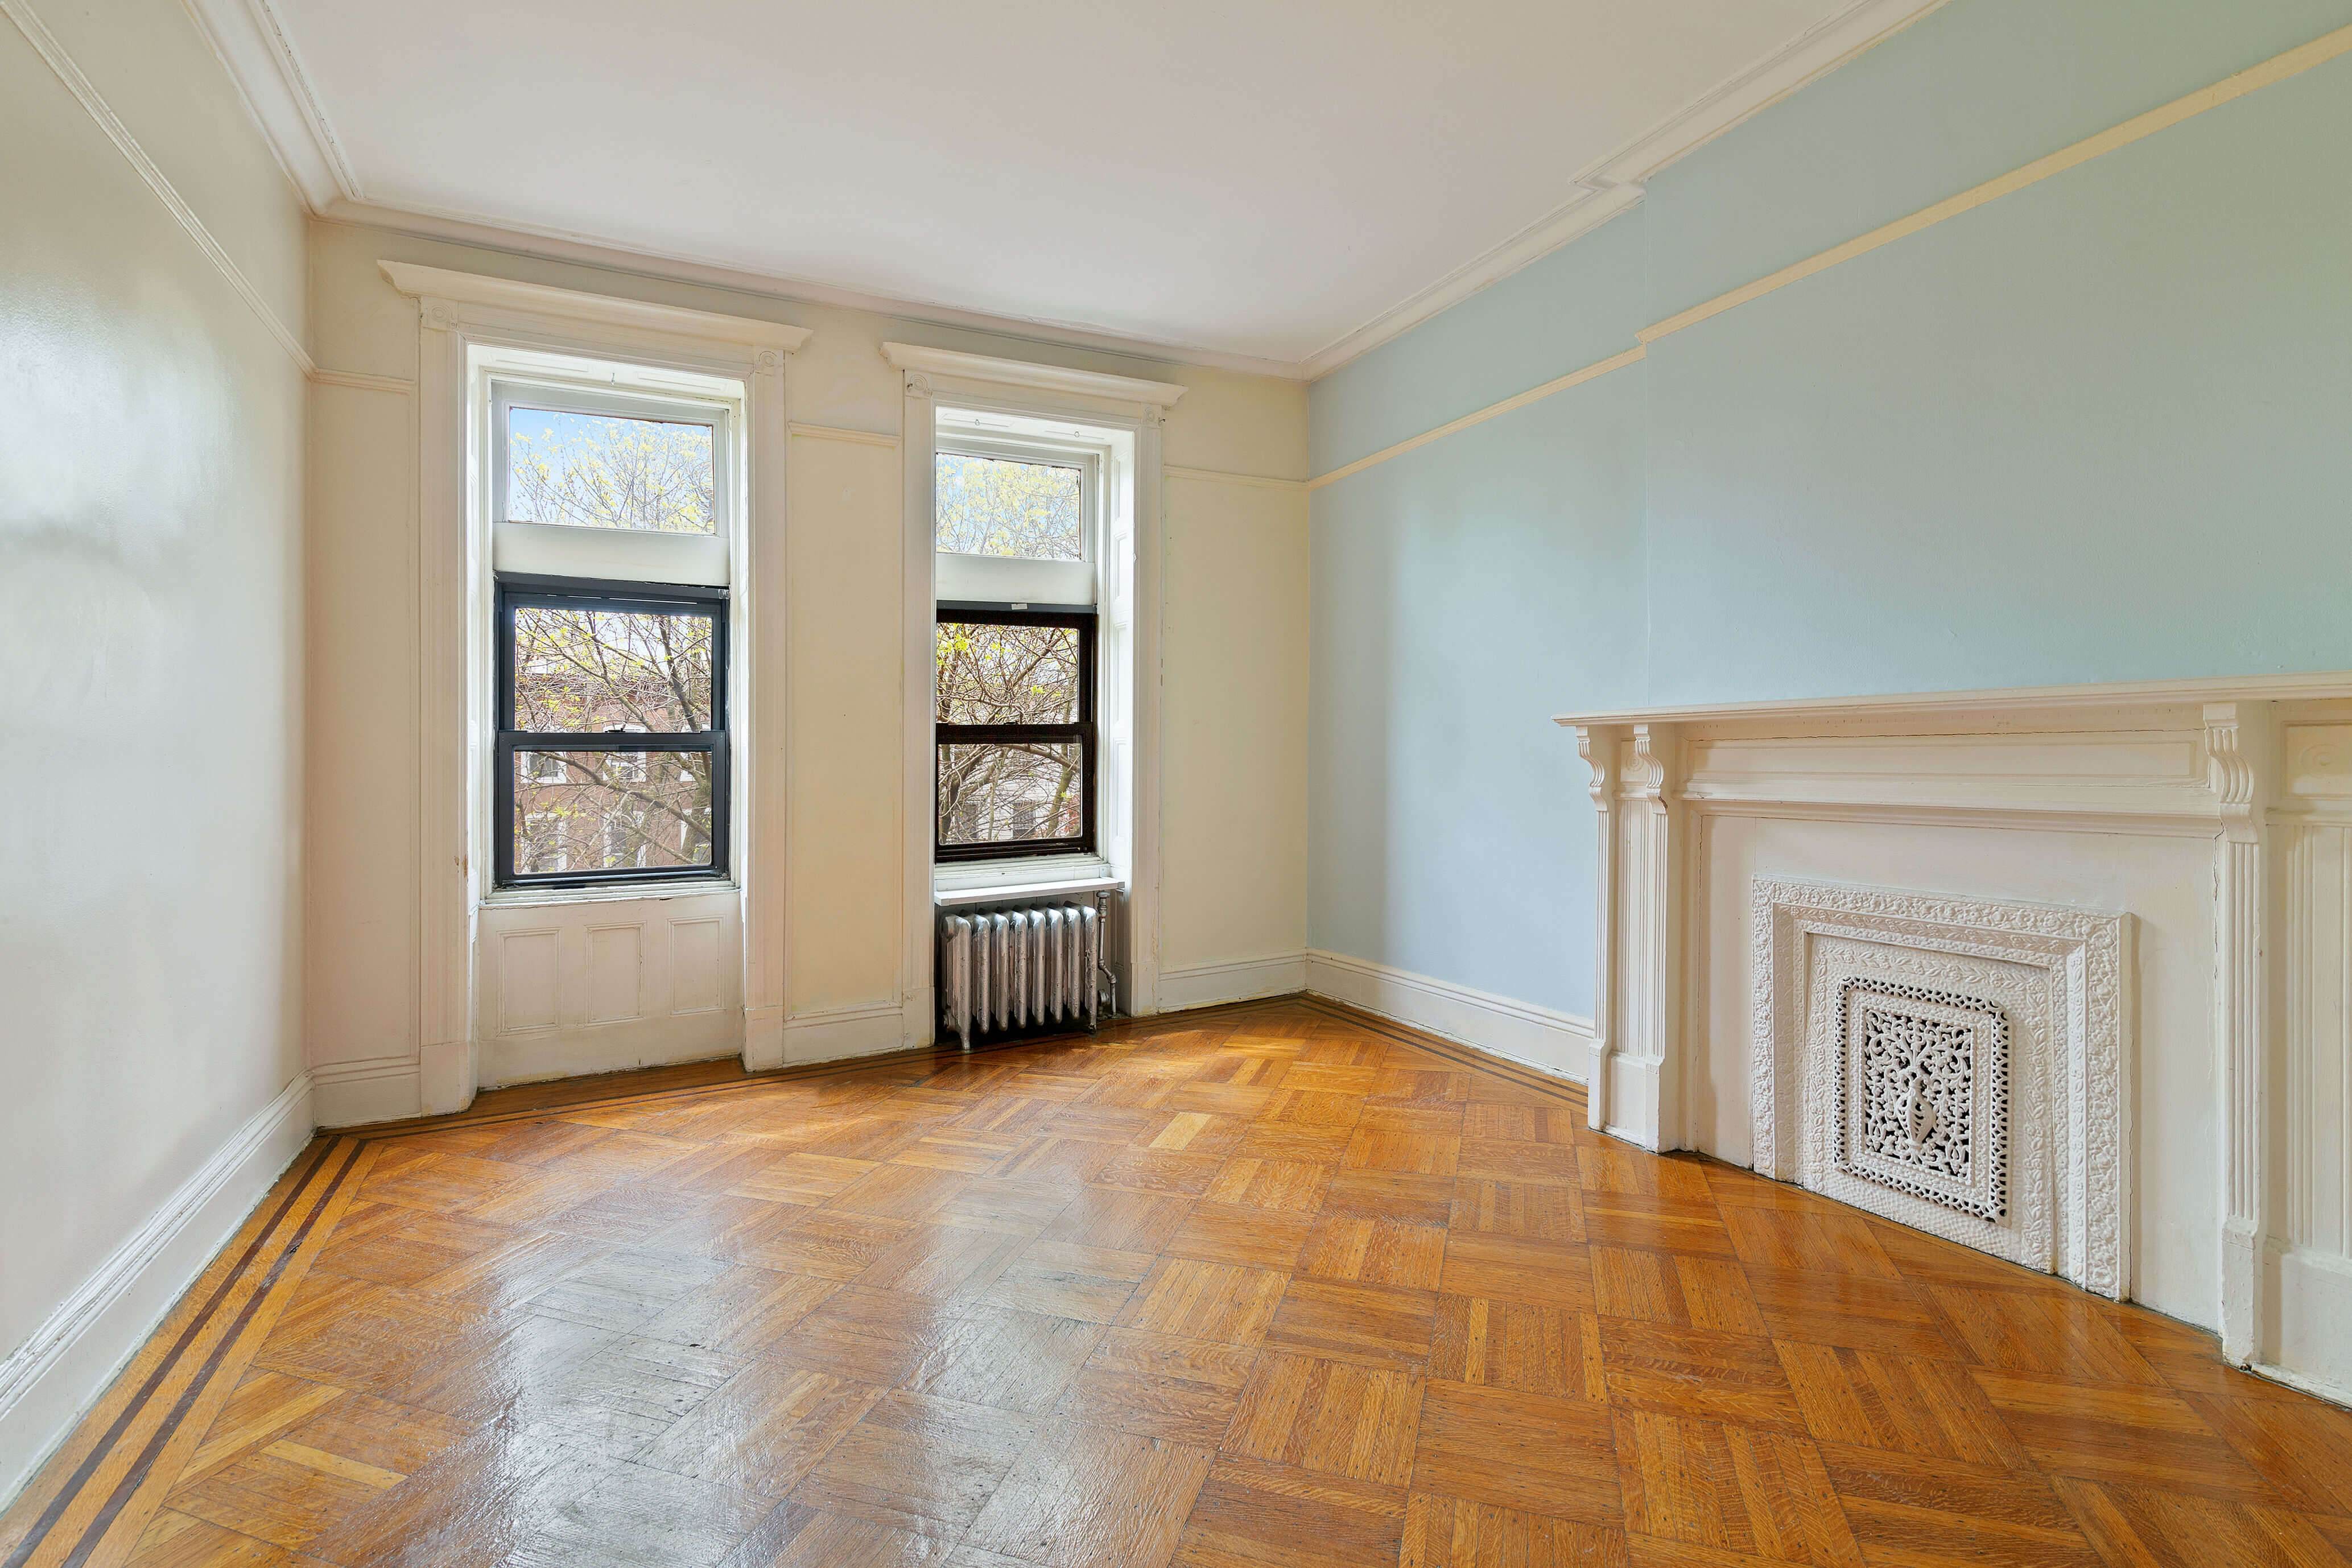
[934, 603, 1097, 864]
[494, 571, 732, 890]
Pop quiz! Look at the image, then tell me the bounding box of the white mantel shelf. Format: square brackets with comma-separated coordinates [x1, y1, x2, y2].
[1558, 668, 2352, 1407]
[1553, 669, 2352, 729]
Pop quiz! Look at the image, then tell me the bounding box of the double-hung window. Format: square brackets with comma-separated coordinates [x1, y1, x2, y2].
[934, 436, 1101, 863]
[488, 372, 734, 888]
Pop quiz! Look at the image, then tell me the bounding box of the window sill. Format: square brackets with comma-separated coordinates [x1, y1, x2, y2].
[482, 880, 737, 910]
[934, 853, 1120, 906]
[935, 876, 1123, 909]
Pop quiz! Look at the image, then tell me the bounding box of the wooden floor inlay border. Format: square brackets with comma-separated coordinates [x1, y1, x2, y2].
[3, 1140, 368, 1568]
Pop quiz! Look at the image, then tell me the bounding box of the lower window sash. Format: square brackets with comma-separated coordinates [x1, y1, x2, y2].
[496, 733, 730, 888]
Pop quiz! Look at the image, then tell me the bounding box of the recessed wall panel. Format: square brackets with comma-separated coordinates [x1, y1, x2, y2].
[499, 930, 560, 1031]
[672, 918, 721, 1015]
[585, 925, 643, 1023]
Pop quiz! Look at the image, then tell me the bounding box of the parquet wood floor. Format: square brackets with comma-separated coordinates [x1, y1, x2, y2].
[8, 997, 2352, 1567]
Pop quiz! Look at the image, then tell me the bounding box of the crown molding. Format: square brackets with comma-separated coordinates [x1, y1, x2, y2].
[1299, 183, 1645, 382]
[1313, 14, 2352, 489]
[378, 261, 812, 354]
[193, 0, 1942, 383]
[880, 343, 1186, 410]
[328, 201, 1303, 381]
[180, 0, 357, 208]
[5, 0, 314, 373]
[1581, 0, 1950, 190]
[1298, 0, 1949, 379]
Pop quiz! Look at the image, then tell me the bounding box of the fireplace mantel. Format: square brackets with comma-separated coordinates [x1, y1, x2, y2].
[1553, 671, 2352, 1404]
[1553, 668, 2352, 730]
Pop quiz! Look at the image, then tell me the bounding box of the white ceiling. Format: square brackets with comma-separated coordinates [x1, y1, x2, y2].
[203, 0, 1940, 376]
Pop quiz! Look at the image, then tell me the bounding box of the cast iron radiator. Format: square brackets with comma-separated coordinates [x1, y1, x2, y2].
[938, 899, 1103, 1050]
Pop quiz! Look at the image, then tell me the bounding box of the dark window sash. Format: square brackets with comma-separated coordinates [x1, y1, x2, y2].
[496, 572, 731, 889]
[495, 734, 731, 889]
[504, 732, 726, 750]
[933, 604, 1098, 863]
[499, 571, 727, 604]
[934, 723, 1093, 746]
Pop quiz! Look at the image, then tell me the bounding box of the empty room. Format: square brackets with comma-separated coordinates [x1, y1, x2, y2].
[8, 0, 2352, 1562]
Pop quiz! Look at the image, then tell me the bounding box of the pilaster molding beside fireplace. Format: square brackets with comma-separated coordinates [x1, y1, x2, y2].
[1557, 671, 2352, 1403]
[1610, 723, 1685, 1151]
[1577, 725, 1623, 1130]
[2204, 700, 2276, 1366]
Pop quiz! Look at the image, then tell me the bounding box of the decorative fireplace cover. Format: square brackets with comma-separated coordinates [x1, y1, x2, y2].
[1752, 879, 2129, 1297]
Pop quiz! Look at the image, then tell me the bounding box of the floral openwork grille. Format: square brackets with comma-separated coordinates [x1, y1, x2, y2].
[1863, 1008, 1973, 1176]
[1835, 977, 2008, 1221]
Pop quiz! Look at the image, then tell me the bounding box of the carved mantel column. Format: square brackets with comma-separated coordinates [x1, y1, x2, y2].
[2206, 700, 2276, 1365]
[1577, 725, 1623, 1131]
[1579, 721, 1686, 1149]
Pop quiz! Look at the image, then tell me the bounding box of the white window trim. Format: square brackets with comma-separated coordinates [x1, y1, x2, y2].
[383, 261, 809, 1111]
[885, 340, 1184, 1031]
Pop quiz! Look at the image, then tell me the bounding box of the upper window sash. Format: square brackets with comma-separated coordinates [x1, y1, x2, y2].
[490, 376, 735, 588]
[932, 435, 1095, 563]
[932, 432, 1103, 608]
[492, 378, 732, 534]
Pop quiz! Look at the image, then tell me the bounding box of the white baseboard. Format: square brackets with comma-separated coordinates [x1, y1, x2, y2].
[316, 1002, 917, 1124]
[1303, 949, 1592, 1084]
[0, 1071, 315, 1509]
[1158, 952, 1309, 1012]
[743, 1004, 786, 1072]
[783, 1000, 910, 1065]
[2252, 1357, 2352, 1410]
[418, 1038, 475, 1115]
[311, 1054, 420, 1128]
[481, 1018, 740, 1094]
[2260, 1247, 2352, 1408]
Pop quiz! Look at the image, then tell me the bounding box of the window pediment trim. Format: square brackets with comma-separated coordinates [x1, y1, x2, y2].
[881, 343, 1185, 413]
[381, 262, 812, 357]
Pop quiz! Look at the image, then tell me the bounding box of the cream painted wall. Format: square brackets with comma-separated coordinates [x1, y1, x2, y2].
[0, 0, 308, 1504]
[1162, 476, 1311, 978]
[304, 221, 1310, 1119]
[785, 432, 906, 1026]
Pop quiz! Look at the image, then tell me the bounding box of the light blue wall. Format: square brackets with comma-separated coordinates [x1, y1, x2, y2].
[1309, 370, 1645, 1015]
[1308, 0, 2352, 1017]
[1311, 211, 1649, 473]
[1646, 0, 2352, 317]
